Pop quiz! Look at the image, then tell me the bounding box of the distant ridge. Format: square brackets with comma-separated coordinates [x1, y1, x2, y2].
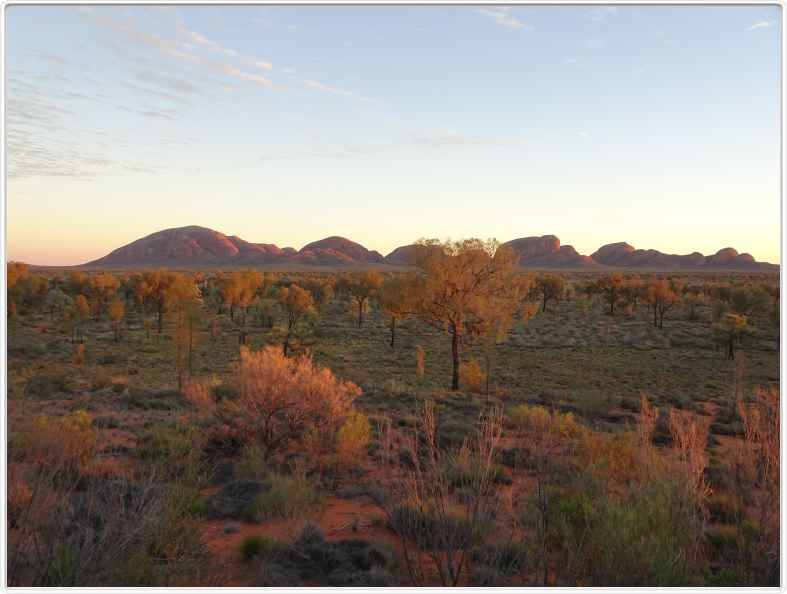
[83, 226, 778, 271]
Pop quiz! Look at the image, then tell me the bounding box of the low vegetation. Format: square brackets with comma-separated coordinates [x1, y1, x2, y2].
[6, 243, 780, 586]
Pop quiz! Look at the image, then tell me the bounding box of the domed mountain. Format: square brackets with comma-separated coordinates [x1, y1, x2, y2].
[295, 236, 384, 265]
[82, 226, 777, 270]
[502, 235, 597, 268]
[86, 226, 245, 266]
[591, 243, 775, 270]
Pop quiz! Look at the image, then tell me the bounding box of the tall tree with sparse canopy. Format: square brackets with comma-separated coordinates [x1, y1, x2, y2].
[136, 270, 171, 334]
[378, 275, 415, 348]
[275, 284, 316, 356]
[643, 280, 680, 329]
[407, 238, 530, 391]
[534, 273, 565, 312]
[597, 273, 624, 316]
[164, 273, 202, 394]
[712, 313, 754, 361]
[347, 269, 383, 328]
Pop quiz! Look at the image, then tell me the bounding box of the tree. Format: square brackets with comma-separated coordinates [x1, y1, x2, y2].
[534, 273, 565, 312]
[347, 269, 383, 328]
[8, 262, 49, 315]
[596, 273, 624, 316]
[88, 272, 120, 317]
[683, 294, 703, 321]
[642, 280, 680, 329]
[71, 294, 90, 344]
[164, 273, 201, 393]
[108, 298, 124, 342]
[408, 239, 531, 391]
[45, 289, 74, 323]
[233, 271, 265, 345]
[275, 284, 315, 356]
[135, 270, 171, 334]
[378, 276, 414, 348]
[712, 313, 754, 361]
[623, 278, 642, 310]
[303, 277, 335, 313]
[729, 286, 771, 322]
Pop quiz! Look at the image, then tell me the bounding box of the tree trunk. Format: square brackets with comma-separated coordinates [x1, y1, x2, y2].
[390, 317, 396, 348]
[659, 310, 664, 330]
[542, 293, 547, 312]
[728, 339, 734, 361]
[358, 299, 364, 328]
[158, 308, 163, 334]
[653, 307, 658, 327]
[609, 300, 614, 316]
[451, 328, 460, 391]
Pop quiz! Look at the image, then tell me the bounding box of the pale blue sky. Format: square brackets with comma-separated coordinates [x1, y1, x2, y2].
[5, 4, 782, 265]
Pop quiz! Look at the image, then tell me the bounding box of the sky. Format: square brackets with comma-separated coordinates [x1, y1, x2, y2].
[5, 4, 782, 265]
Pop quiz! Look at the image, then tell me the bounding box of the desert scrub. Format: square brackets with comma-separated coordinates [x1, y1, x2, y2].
[239, 535, 279, 562]
[388, 504, 492, 551]
[233, 444, 268, 481]
[335, 413, 372, 466]
[242, 472, 323, 522]
[135, 422, 199, 477]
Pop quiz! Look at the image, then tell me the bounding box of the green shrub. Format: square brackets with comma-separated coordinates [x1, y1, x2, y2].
[24, 368, 76, 397]
[239, 535, 278, 562]
[242, 473, 323, 522]
[388, 505, 491, 551]
[233, 444, 267, 481]
[551, 483, 694, 586]
[136, 423, 197, 476]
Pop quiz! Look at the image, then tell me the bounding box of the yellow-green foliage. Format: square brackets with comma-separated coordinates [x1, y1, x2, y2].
[459, 360, 486, 393]
[507, 405, 578, 437]
[336, 413, 372, 463]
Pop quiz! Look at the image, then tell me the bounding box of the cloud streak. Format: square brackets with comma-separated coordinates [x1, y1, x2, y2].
[475, 8, 534, 31]
[747, 20, 778, 31]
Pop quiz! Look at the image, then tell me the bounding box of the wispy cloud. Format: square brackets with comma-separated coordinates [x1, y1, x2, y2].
[36, 50, 72, 66]
[583, 38, 604, 49]
[582, 7, 619, 22]
[179, 27, 238, 57]
[116, 104, 178, 120]
[475, 8, 534, 31]
[295, 77, 372, 102]
[221, 63, 280, 89]
[248, 59, 273, 71]
[747, 20, 778, 31]
[409, 131, 531, 148]
[578, 131, 591, 140]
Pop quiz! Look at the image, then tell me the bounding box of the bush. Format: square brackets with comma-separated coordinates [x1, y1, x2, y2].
[242, 473, 323, 522]
[459, 360, 486, 393]
[24, 368, 76, 397]
[551, 483, 694, 586]
[256, 525, 397, 586]
[233, 444, 267, 481]
[220, 346, 360, 451]
[336, 413, 372, 466]
[206, 481, 267, 519]
[135, 423, 196, 475]
[239, 535, 278, 562]
[388, 505, 491, 551]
